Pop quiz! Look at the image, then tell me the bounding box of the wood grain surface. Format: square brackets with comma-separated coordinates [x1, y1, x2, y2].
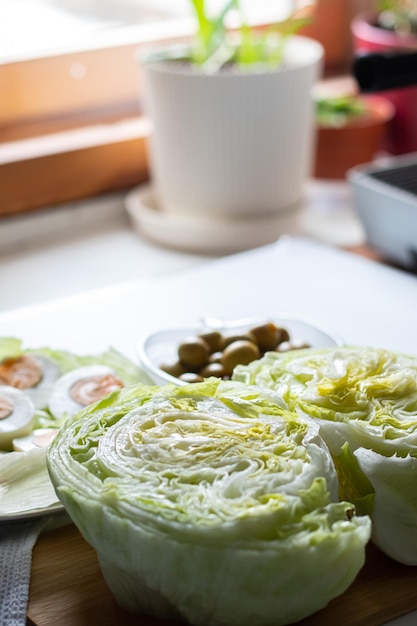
[27, 523, 417, 626]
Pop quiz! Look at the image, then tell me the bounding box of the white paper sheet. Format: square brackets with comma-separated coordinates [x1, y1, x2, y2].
[0, 237, 415, 359]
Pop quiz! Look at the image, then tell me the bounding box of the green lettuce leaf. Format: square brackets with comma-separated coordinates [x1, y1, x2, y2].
[29, 345, 151, 386]
[0, 337, 22, 361]
[233, 345, 417, 564]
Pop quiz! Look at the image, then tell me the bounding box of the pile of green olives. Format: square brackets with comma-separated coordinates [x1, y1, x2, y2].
[160, 321, 311, 383]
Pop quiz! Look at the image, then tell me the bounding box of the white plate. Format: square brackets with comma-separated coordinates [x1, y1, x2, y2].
[0, 444, 64, 523]
[0, 502, 64, 523]
[138, 314, 344, 387]
[125, 185, 302, 255]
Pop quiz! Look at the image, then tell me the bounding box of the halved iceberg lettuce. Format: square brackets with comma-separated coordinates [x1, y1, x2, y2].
[47, 379, 370, 626]
[233, 346, 417, 564]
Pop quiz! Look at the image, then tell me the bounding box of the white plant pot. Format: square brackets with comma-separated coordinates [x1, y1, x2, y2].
[141, 36, 323, 219]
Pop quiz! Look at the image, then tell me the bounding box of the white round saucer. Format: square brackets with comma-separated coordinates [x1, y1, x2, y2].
[125, 185, 301, 255]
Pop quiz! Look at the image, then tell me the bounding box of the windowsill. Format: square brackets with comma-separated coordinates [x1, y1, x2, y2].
[0, 115, 151, 217]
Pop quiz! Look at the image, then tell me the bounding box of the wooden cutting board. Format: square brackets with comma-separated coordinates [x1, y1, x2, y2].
[28, 523, 417, 626]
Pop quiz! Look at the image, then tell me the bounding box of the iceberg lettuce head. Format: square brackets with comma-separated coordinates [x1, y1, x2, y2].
[233, 345, 417, 564]
[47, 379, 370, 626]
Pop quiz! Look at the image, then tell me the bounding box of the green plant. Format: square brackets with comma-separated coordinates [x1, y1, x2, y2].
[376, 0, 417, 35]
[188, 0, 311, 71]
[315, 94, 366, 127]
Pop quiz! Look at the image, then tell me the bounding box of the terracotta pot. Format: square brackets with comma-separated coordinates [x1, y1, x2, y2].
[314, 94, 395, 179]
[351, 11, 417, 155]
[298, 0, 352, 71]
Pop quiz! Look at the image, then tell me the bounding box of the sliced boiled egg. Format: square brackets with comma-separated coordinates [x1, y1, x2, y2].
[13, 427, 60, 452]
[0, 353, 61, 410]
[0, 386, 36, 451]
[48, 365, 124, 419]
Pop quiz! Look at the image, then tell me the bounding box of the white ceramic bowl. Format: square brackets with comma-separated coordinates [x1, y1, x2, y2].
[138, 315, 344, 387]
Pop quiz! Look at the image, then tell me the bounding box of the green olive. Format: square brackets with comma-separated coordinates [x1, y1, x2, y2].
[160, 361, 187, 378]
[200, 362, 226, 379]
[246, 322, 284, 352]
[178, 336, 210, 369]
[208, 351, 223, 364]
[159, 320, 309, 382]
[198, 331, 223, 353]
[276, 327, 291, 345]
[179, 372, 204, 383]
[221, 340, 260, 375]
[221, 334, 252, 350]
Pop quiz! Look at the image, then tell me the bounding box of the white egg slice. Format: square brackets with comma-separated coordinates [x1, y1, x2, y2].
[13, 427, 60, 452]
[0, 386, 36, 451]
[48, 365, 124, 419]
[0, 353, 62, 410]
[23, 354, 62, 409]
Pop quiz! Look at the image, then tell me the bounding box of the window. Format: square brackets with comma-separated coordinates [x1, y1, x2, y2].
[0, 1, 350, 218]
[0, 1, 195, 217]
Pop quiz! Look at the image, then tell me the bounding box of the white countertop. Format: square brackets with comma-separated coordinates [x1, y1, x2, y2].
[0, 191, 210, 313]
[0, 179, 364, 313]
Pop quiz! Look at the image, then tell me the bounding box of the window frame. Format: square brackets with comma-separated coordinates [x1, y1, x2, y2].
[0, 19, 193, 218]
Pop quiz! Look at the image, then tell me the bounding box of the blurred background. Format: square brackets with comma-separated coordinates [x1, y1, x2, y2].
[0, 0, 384, 218]
[1, 0, 416, 311]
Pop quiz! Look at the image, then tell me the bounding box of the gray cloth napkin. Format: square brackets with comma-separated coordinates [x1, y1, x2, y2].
[0, 517, 49, 626]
